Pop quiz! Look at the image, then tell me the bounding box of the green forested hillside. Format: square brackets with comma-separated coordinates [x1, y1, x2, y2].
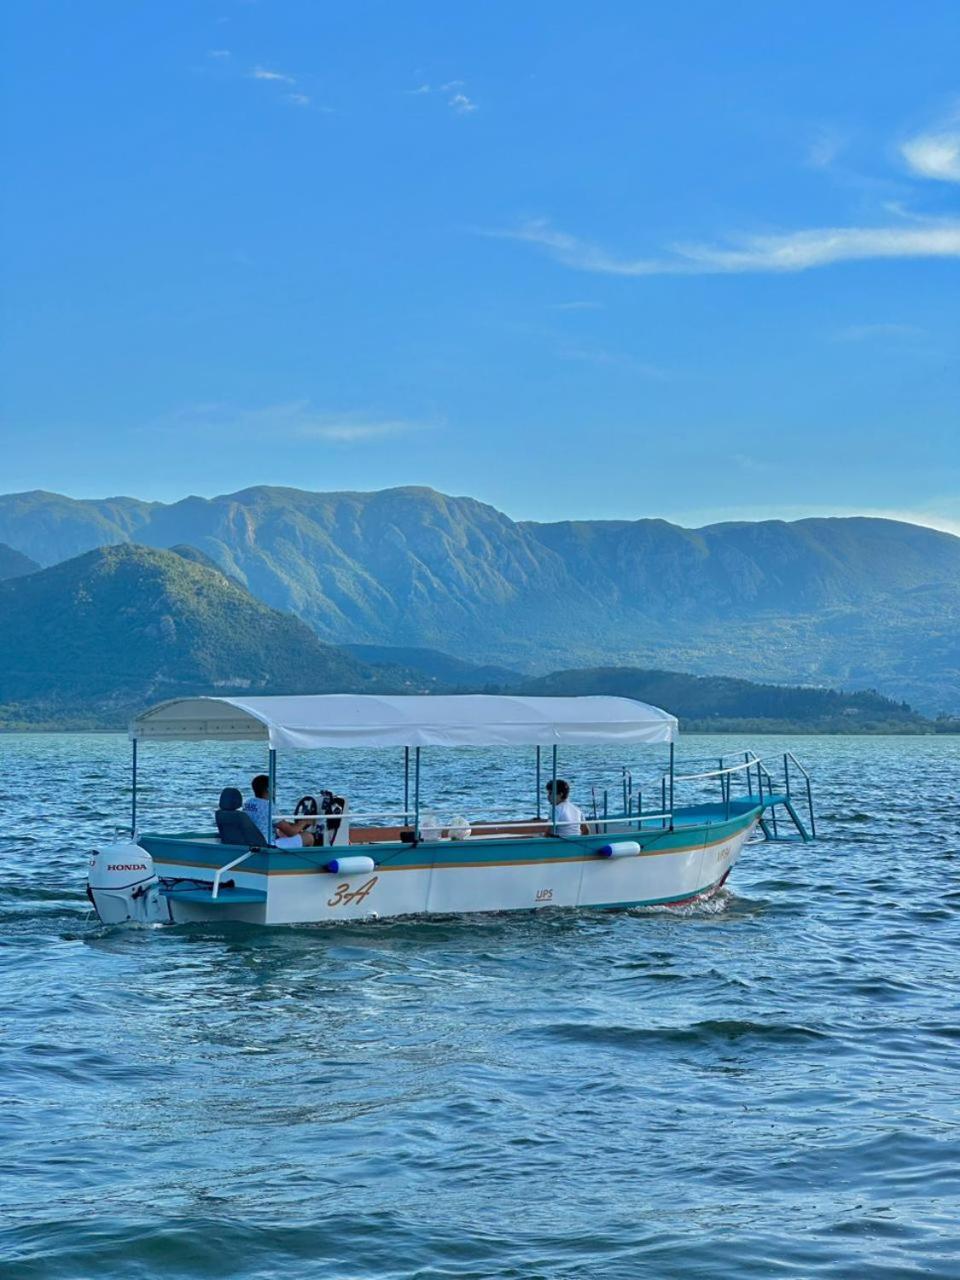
[0, 486, 958, 711]
[0, 544, 395, 727]
[0, 542, 40, 580]
[0, 548, 947, 732]
[518, 666, 932, 733]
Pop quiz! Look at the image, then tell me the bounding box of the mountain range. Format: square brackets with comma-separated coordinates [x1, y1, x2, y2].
[0, 543, 944, 733]
[0, 485, 958, 712]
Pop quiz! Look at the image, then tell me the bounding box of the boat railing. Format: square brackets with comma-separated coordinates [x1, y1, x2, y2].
[264, 750, 815, 846]
[475, 812, 675, 836]
[669, 756, 766, 826]
[589, 755, 777, 833]
[275, 809, 415, 825]
[625, 749, 817, 840]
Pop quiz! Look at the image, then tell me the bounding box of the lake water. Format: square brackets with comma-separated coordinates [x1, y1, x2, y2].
[1, 732, 959, 1279]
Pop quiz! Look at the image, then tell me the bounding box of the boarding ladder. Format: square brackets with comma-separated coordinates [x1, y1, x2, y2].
[739, 750, 816, 842]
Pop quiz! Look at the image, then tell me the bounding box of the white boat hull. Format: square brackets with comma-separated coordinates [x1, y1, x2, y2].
[144, 816, 758, 926]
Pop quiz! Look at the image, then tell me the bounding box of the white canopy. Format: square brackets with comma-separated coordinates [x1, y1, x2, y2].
[130, 694, 678, 750]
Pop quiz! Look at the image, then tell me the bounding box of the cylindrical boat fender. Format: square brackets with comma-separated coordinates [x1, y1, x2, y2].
[597, 841, 641, 858]
[325, 855, 376, 875]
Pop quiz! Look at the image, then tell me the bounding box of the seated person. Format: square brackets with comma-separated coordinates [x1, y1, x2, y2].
[544, 779, 588, 837]
[244, 774, 317, 849]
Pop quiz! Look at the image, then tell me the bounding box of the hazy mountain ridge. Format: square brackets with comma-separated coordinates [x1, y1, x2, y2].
[344, 644, 522, 689]
[1, 485, 958, 711]
[0, 547, 939, 734]
[525, 516, 960, 613]
[0, 542, 41, 580]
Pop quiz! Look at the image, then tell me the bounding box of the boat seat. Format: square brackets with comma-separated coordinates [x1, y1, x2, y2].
[214, 787, 266, 848]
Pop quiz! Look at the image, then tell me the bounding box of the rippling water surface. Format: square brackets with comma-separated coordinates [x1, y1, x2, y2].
[1, 733, 959, 1279]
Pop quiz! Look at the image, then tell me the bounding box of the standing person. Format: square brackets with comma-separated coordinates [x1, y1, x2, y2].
[244, 775, 316, 848]
[544, 778, 588, 837]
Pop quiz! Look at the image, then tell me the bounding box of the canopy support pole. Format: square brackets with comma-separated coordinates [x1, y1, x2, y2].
[404, 747, 410, 816]
[130, 739, 138, 838]
[550, 745, 558, 835]
[536, 747, 542, 820]
[267, 748, 277, 842]
[668, 742, 675, 831]
[414, 747, 421, 842]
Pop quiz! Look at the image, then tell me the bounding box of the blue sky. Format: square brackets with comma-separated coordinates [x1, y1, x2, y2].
[1, 0, 958, 529]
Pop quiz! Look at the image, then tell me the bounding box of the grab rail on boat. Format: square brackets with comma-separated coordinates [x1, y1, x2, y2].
[212, 848, 258, 900]
[670, 758, 760, 784]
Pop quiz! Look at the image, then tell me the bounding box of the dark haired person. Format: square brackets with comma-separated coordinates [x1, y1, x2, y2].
[243, 774, 317, 848]
[545, 778, 588, 837]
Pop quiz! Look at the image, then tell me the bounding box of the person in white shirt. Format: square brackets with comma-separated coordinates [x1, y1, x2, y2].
[545, 778, 587, 837]
[243, 774, 317, 849]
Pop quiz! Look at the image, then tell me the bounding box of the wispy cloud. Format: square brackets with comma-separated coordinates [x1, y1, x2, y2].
[449, 92, 478, 114]
[831, 322, 923, 342]
[208, 49, 231, 60]
[298, 418, 425, 443]
[244, 65, 328, 110]
[550, 300, 604, 311]
[147, 401, 433, 446]
[407, 78, 478, 114]
[483, 217, 960, 276]
[559, 346, 669, 378]
[901, 127, 960, 182]
[250, 67, 296, 84]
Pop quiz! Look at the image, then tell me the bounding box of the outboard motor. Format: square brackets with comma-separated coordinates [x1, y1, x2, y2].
[87, 842, 172, 925]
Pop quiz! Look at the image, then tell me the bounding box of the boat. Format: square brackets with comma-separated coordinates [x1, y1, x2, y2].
[86, 694, 816, 927]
